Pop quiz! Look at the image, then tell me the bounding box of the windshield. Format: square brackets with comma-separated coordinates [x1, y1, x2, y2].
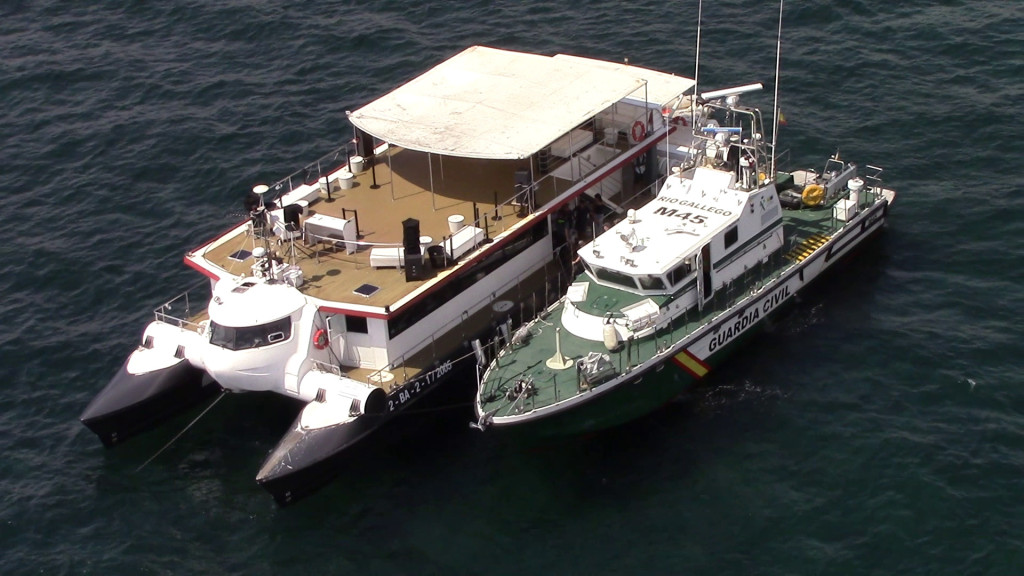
[209, 317, 292, 351]
[590, 265, 639, 291]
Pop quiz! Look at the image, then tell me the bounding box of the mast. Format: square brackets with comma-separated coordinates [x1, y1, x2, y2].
[692, 0, 703, 128]
[770, 0, 785, 178]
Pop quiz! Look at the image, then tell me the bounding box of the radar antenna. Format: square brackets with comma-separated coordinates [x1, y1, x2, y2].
[770, 0, 785, 178]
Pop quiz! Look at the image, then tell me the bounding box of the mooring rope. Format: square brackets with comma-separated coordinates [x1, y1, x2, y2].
[135, 390, 227, 473]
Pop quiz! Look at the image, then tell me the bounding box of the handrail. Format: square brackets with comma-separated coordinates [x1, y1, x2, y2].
[152, 281, 211, 329]
[577, 154, 598, 179]
[863, 164, 885, 193]
[262, 145, 354, 208]
[615, 178, 661, 211]
[365, 263, 566, 388]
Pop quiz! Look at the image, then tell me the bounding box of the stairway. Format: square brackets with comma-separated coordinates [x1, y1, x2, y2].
[785, 234, 831, 262]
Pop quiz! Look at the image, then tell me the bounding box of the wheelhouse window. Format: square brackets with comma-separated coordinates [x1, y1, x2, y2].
[591, 265, 639, 290]
[669, 258, 694, 286]
[638, 274, 667, 291]
[209, 317, 292, 351]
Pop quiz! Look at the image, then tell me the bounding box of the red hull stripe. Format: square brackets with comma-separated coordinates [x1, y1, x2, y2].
[184, 257, 219, 281]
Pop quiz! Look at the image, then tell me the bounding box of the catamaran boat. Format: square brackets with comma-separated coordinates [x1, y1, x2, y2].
[473, 80, 897, 437]
[80, 46, 704, 504]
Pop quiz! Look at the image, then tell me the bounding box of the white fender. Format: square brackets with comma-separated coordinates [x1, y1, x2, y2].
[603, 323, 620, 351]
[132, 320, 208, 373]
[295, 371, 387, 430]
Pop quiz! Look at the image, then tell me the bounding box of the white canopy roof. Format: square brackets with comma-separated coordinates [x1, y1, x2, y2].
[550, 54, 695, 112]
[347, 46, 695, 160]
[209, 280, 306, 327]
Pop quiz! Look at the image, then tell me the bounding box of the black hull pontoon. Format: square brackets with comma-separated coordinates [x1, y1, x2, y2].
[80, 358, 218, 446]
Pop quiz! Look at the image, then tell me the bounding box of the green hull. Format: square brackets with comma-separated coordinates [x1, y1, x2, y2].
[488, 330, 758, 439]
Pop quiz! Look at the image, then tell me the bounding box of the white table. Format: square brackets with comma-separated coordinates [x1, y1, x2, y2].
[369, 246, 404, 268]
[304, 213, 357, 254]
[445, 225, 485, 260]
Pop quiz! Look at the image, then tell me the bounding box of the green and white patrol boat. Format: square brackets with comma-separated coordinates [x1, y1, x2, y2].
[473, 84, 896, 437]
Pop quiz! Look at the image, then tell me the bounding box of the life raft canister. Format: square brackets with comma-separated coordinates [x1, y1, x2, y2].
[801, 184, 825, 207]
[603, 323, 620, 351]
[312, 328, 329, 349]
[631, 120, 646, 142]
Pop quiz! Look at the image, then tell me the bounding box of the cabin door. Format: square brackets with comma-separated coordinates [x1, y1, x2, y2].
[697, 243, 713, 310]
[326, 315, 349, 365]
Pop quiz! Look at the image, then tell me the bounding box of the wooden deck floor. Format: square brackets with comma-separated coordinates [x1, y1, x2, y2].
[198, 146, 564, 310]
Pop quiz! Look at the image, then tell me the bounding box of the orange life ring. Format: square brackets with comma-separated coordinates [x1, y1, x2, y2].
[671, 115, 688, 126]
[312, 328, 329, 350]
[631, 120, 646, 142]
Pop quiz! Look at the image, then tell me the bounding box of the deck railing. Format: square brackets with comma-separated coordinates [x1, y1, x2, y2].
[261, 144, 354, 208]
[152, 281, 212, 330]
[366, 261, 570, 390]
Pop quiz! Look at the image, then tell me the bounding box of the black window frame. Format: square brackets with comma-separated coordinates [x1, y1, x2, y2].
[387, 223, 549, 339]
[345, 314, 368, 334]
[209, 316, 292, 351]
[724, 225, 739, 249]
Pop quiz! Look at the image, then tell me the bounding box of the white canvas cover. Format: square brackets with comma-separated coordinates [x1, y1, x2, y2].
[347, 46, 695, 160]
[551, 54, 695, 112]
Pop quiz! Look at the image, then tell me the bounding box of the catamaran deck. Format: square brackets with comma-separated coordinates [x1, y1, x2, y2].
[177, 138, 639, 389]
[193, 139, 637, 311]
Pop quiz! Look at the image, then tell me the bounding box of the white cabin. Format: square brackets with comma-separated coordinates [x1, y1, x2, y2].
[579, 164, 785, 303]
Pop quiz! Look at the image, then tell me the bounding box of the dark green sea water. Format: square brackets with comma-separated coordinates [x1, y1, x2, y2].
[2, 1, 1022, 574]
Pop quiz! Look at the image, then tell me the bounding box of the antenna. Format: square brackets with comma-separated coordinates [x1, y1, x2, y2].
[252, 184, 269, 209]
[692, 0, 703, 129]
[700, 83, 764, 101]
[770, 0, 785, 178]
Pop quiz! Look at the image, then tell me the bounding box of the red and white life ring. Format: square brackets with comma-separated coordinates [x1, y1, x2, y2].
[312, 328, 329, 350]
[631, 120, 646, 142]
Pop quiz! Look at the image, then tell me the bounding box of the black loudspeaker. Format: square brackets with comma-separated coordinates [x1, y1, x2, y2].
[402, 218, 421, 255]
[282, 203, 303, 228]
[404, 253, 425, 281]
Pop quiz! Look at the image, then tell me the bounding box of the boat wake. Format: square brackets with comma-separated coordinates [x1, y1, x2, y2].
[695, 377, 791, 413]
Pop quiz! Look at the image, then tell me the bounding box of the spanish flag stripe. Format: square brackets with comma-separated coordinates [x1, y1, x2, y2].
[671, 349, 710, 379]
